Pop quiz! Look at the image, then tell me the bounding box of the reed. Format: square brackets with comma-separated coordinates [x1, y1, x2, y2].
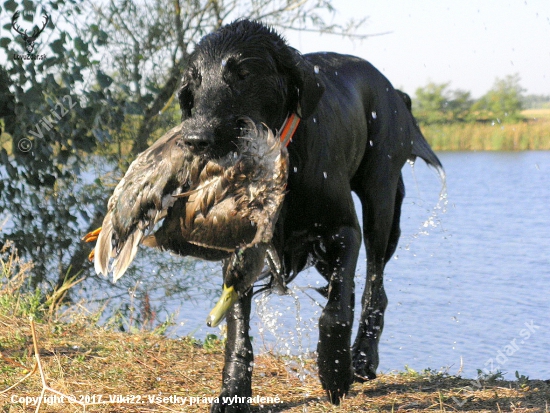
[421, 117, 550, 151]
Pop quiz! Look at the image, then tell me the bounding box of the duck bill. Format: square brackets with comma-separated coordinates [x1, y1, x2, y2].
[206, 284, 238, 327]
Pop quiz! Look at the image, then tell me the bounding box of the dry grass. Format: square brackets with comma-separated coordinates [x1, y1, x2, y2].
[3, 110, 550, 156]
[1, 315, 549, 412]
[1, 237, 549, 412]
[522, 109, 550, 120]
[422, 111, 550, 151]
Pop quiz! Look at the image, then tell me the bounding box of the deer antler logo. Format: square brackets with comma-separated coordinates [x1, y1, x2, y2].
[11, 11, 49, 53]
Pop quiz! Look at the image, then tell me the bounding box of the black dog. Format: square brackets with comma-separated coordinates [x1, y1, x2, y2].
[91, 19, 444, 412]
[175, 19, 444, 411]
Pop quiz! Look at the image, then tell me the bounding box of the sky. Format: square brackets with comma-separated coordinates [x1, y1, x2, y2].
[284, 0, 550, 98]
[2, 1, 548, 99]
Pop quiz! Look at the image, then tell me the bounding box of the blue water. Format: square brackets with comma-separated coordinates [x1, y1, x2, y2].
[170, 151, 550, 380]
[378, 151, 549, 379]
[3, 151, 548, 380]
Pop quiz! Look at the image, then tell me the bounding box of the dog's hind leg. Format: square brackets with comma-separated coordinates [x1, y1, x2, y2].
[316, 225, 361, 404]
[352, 173, 405, 381]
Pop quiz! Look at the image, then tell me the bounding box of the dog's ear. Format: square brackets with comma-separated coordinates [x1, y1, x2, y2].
[395, 89, 412, 111]
[288, 49, 325, 119]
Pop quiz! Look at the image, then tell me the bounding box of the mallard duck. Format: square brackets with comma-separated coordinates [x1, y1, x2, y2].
[84, 119, 288, 323]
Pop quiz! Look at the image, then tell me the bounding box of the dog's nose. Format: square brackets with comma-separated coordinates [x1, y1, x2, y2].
[182, 132, 213, 153]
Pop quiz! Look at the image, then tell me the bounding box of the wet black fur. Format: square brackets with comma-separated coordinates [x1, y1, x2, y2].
[177, 19, 443, 412]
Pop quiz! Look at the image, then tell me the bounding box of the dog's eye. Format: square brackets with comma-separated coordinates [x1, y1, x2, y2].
[187, 67, 201, 87]
[237, 68, 250, 80]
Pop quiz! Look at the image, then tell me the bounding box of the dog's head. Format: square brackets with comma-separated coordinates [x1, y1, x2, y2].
[178, 19, 324, 157]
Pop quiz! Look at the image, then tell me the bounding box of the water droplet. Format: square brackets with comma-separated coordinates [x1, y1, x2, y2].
[369, 140, 374, 146]
[323, 171, 327, 179]
[371, 111, 377, 119]
[221, 58, 228, 67]
[334, 71, 338, 76]
[335, 359, 339, 364]
[314, 65, 320, 74]
[313, 117, 317, 123]
[293, 166, 298, 173]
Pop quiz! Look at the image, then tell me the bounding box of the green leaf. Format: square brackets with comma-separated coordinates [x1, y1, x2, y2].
[72, 66, 83, 82]
[96, 30, 108, 46]
[3, 0, 17, 12]
[61, 72, 74, 87]
[0, 37, 11, 48]
[41, 56, 59, 68]
[42, 174, 56, 187]
[74, 37, 87, 52]
[76, 53, 89, 67]
[1, 149, 17, 179]
[96, 70, 113, 89]
[124, 101, 143, 115]
[22, 85, 43, 105]
[50, 38, 66, 55]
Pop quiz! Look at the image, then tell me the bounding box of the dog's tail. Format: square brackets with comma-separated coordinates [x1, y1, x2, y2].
[396, 90, 446, 182]
[410, 132, 445, 181]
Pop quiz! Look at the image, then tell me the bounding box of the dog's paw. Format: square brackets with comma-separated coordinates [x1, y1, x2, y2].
[353, 368, 377, 383]
[352, 347, 378, 382]
[318, 352, 353, 405]
[210, 401, 250, 413]
[210, 392, 251, 413]
[321, 376, 353, 405]
[210, 402, 250, 413]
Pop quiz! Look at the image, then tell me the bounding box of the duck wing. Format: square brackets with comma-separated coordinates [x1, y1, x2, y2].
[94, 123, 203, 281]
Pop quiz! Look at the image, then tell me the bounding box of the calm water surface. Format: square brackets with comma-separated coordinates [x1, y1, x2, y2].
[170, 151, 550, 380]
[3, 148, 547, 380]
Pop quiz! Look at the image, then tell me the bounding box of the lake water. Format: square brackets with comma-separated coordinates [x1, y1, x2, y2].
[3, 151, 548, 380]
[168, 151, 550, 380]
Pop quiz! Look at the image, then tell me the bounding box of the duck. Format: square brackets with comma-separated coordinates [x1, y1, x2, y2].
[83, 119, 289, 324]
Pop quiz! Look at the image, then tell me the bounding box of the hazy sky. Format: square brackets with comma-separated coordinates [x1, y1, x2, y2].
[285, 0, 550, 98]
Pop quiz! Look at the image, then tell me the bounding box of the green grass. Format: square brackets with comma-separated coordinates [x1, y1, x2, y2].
[421, 114, 550, 151]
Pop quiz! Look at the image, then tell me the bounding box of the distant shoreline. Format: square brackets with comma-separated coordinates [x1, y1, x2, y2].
[2, 110, 549, 156]
[422, 109, 550, 151]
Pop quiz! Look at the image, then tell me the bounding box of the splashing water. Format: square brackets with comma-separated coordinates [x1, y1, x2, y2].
[403, 159, 448, 244]
[254, 284, 322, 383]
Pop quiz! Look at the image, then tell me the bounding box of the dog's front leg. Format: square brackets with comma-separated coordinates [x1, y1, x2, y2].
[211, 288, 253, 413]
[317, 225, 361, 404]
[211, 247, 266, 413]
